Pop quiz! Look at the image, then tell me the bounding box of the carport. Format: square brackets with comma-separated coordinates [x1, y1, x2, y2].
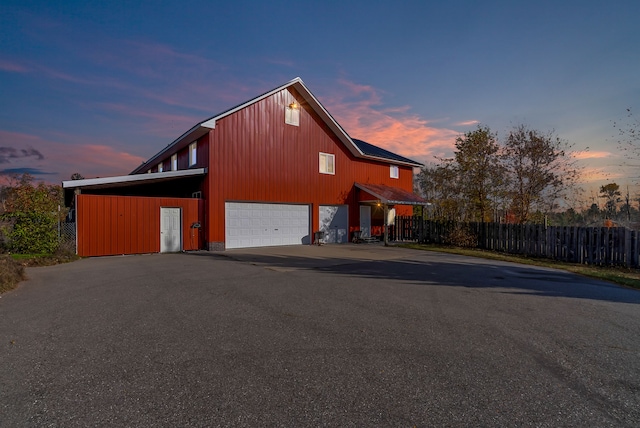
[62, 169, 207, 256]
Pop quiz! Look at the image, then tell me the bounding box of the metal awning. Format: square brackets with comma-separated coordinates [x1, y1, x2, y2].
[354, 182, 426, 205]
[62, 168, 207, 190]
[62, 168, 207, 206]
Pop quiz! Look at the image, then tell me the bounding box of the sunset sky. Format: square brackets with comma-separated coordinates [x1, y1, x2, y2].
[1, 1, 639, 200]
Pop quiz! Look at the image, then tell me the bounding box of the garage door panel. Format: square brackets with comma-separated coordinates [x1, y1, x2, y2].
[225, 202, 310, 249]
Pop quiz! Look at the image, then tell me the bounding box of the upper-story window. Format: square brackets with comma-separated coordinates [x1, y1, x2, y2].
[319, 152, 335, 175]
[157, 162, 163, 173]
[189, 142, 197, 166]
[390, 165, 399, 179]
[285, 102, 300, 126]
[171, 154, 178, 171]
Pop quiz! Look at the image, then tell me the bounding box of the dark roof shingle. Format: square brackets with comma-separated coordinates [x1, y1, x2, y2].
[352, 139, 421, 166]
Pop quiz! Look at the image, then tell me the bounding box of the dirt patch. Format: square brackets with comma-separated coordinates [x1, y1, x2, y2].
[0, 253, 79, 294]
[0, 255, 26, 294]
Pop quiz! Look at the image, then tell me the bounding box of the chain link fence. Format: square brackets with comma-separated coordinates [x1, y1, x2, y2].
[58, 222, 76, 254]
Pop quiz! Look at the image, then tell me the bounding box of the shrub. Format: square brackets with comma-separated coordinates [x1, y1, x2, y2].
[443, 224, 478, 248]
[1, 174, 62, 254]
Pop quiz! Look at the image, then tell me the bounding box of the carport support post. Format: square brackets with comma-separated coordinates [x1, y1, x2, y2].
[383, 203, 389, 246]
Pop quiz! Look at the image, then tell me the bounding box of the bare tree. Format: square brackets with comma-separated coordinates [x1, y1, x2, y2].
[417, 161, 463, 221]
[418, 125, 582, 225]
[502, 125, 581, 223]
[599, 182, 621, 219]
[614, 108, 640, 166]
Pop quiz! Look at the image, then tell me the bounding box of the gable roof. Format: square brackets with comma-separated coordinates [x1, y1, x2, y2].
[131, 77, 423, 174]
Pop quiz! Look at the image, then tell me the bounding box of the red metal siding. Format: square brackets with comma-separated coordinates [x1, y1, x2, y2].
[206, 87, 415, 246]
[76, 194, 203, 257]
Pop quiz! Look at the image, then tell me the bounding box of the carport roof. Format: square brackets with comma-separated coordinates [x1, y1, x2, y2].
[62, 168, 207, 190]
[62, 168, 208, 206]
[355, 182, 427, 206]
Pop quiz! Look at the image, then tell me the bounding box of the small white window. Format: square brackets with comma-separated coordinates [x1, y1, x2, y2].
[285, 102, 300, 126]
[189, 142, 197, 166]
[390, 165, 399, 179]
[157, 162, 163, 173]
[147, 169, 151, 174]
[319, 152, 335, 175]
[171, 154, 178, 171]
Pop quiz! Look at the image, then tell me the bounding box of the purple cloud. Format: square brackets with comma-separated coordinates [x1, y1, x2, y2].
[0, 146, 45, 164]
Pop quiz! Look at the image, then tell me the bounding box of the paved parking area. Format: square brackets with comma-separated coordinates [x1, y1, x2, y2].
[1, 245, 639, 426]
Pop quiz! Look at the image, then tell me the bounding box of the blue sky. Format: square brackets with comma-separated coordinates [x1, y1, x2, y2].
[1, 1, 639, 201]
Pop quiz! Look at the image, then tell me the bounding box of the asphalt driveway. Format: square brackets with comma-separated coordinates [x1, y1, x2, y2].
[1, 245, 639, 427]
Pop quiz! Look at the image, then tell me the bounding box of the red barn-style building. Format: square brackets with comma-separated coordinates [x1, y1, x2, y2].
[63, 78, 425, 256]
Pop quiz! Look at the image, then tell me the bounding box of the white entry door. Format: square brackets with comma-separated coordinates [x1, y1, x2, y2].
[360, 205, 371, 238]
[225, 202, 310, 249]
[319, 205, 348, 244]
[160, 207, 182, 252]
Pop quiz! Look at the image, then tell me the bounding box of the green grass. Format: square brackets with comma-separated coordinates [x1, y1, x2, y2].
[10, 252, 79, 266]
[10, 253, 49, 260]
[398, 243, 640, 290]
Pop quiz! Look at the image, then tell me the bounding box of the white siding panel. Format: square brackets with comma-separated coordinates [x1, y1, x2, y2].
[319, 205, 348, 244]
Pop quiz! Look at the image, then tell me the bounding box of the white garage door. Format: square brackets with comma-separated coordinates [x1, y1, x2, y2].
[319, 205, 348, 244]
[225, 202, 310, 249]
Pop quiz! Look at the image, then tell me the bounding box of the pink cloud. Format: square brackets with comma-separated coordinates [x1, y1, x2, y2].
[54, 144, 146, 176]
[579, 167, 618, 183]
[16, 61, 133, 91]
[264, 58, 296, 67]
[0, 130, 145, 183]
[0, 60, 29, 73]
[9, 38, 231, 114]
[455, 120, 480, 126]
[323, 80, 459, 163]
[98, 103, 200, 136]
[573, 151, 611, 160]
[124, 41, 222, 71]
[131, 81, 238, 113]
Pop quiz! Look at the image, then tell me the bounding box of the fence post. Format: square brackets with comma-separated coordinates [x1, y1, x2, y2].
[623, 228, 631, 267]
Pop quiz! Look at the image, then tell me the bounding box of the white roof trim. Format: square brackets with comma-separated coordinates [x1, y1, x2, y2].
[289, 78, 365, 158]
[201, 118, 216, 129]
[63, 168, 207, 189]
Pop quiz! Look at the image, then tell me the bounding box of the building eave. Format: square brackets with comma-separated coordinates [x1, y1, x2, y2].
[64, 168, 208, 190]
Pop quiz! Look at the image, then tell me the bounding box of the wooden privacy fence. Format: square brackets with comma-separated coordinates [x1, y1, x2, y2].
[393, 216, 640, 268]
